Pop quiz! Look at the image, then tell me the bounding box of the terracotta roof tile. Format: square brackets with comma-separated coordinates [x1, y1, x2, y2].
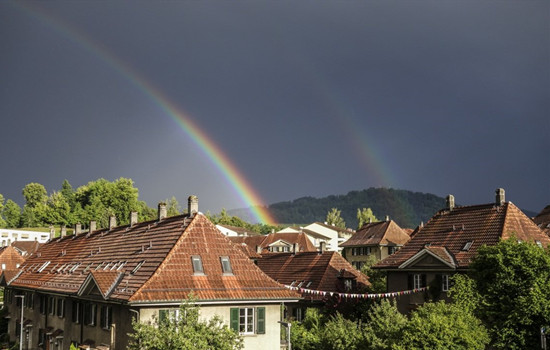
[533, 205, 550, 235]
[341, 220, 410, 247]
[228, 231, 317, 254]
[376, 202, 550, 269]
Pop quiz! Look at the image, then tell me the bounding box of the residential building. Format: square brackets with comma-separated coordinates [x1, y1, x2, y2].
[340, 218, 410, 270]
[0, 246, 26, 274]
[216, 224, 261, 237]
[0, 229, 51, 247]
[302, 222, 354, 252]
[2, 197, 299, 350]
[375, 189, 550, 314]
[228, 231, 317, 255]
[533, 205, 550, 236]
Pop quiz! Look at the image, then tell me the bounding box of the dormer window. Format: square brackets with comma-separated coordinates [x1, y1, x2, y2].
[191, 256, 204, 275]
[220, 256, 232, 275]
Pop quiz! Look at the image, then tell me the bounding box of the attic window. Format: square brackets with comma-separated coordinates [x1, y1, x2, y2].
[220, 256, 233, 275]
[462, 241, 473, 251]
[37, 261, 50, 273]
[191, 256, 204, 275]
[131, 260, 145, 275]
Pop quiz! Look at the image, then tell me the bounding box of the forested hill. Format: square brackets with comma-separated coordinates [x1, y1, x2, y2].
[231, 188, 446, 229]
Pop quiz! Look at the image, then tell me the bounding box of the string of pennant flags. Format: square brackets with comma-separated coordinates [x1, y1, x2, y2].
[285, 285, 429, 300]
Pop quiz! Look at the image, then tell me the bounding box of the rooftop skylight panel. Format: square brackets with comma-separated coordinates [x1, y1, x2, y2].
[95, 262, 104, 270]
[462, 241, 473, 251]
[220, 256, 233, 275]
[84, 263, 94, 273]
[69, 263, 80, 273]
[37, 261, 50, 273]
[191, 256, 204, 275]
[116, 261, 127, 271]
[131, 260, 145, 275]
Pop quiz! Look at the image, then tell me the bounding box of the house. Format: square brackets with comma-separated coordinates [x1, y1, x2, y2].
[228, 231, 317, 255]
[11, 241, 42, 257]
[302, 222, 355, 252]
[254, 247, 369, 321]
[2, 196, 299, 350]
[0, 246, 26, 274]
[340, 218, 410, 270]
[216, 224, 261, 237]
[0, 229, 51, 247]
[375, 189, 550, 314]
[533, 205, 550, 236]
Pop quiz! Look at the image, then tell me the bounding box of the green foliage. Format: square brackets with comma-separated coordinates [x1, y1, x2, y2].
[363, 300, 406, 350]
[357, 207, 378, 229]
[325, 208, 346, 228]
[3, 199, 21, 228]
[360, 255, 386, 293]
[290, 309, 323, 350]
[447, 273, 480, 313]
[127, 300, 243, 350]
[165, 196, 181, 217]
[322, 313, 364, 350]
[69, 343, 79, 350]
[465, 238, 550, 349]
[396, 301, 489, 350]
[0, 194, 6, 228]
[206, 209, 281, 235]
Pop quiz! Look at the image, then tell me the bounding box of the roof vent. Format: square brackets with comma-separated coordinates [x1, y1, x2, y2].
[188, 195, 198, 216]
[446, 194, 455, 211]
[495, 188, 505, 206]
[130, 211, 138, 227]
[158, 202, 167, 221]
[109, 216, 117, 230]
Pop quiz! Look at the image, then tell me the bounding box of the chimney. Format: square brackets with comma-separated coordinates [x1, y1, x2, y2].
[319, 241, 326, 254]
[158, 202, 167, 220]
[368, 218, 372, 224]
[188, 195, 198, 216]
[109, 216, 117, 230]
[495, 188, 505, 206]
[385, 215, 390, 222]
[49, 225, 55, 240]
[130, 211, 138, 227]
[446, 194, 455, 211]
[75, 223, 82, 235]
[60, 226, 67, 237]
[293, 243, 300, 254]
[89, 221, 97, 233]
[256, 245, 262, 254]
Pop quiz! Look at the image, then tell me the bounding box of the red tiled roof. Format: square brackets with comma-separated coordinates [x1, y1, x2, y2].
[376, 202, 550, 269]
[255, 251, 369, 295]
[228, 231, 317, 254]
[0, 246, 26, 273]
[9, 213, 299, 303]
[11, 241, 41, 256]
[340, 220, 410, 247]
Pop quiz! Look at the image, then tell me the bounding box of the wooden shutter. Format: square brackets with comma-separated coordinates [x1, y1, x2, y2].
[230, 308, 239, 332]
[256, 307, 265, 334]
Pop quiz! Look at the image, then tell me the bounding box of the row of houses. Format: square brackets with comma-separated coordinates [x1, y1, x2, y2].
[1, 197, 368, 350]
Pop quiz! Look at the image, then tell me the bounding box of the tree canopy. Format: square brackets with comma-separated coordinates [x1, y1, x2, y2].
[325, 208, 346, 229]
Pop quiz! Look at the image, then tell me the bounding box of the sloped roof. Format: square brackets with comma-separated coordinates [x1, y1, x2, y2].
[376, 202, 550, 269]
[533, 205, 550, 235]
[255, 251, 369, 293]
[340, 220, 410, 247]
[8, 213, 298, 303]
[228, 231, 317, 255]
[11, 241, 41, 256]
[0, 246, 26, 272]
[217, 224, 261, 236]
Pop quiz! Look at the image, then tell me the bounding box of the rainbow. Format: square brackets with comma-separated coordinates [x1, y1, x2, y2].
[11, 2, 276, 225]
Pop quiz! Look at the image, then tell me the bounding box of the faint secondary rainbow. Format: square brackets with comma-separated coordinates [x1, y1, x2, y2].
[12, 2, 276, 225]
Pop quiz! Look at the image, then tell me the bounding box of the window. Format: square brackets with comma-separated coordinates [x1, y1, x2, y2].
[131, 260, 145, 275]
[441, 274, 450, 292]
[388, 246, 398, 255]
[343, 279, 353, 291]
[48, 296, 55, 315]
[72, 301, 81, 324]
[57, 298, 65, 318]
[84, 303, 96, 326]
[1, 264, 5, 270]
[230, 307, 265, 335]
[409, 274, 426, 289]
[158, 309, 180, 324]
[191, 256, 204, 275]
[100, 306, 113, 329]
[220, 257, 233, 274]
[352, 261, 364, 270]
[462, 241, 473, 251]
[39, 295, 46, 315]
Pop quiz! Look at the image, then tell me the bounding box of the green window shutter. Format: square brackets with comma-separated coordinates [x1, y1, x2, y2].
[256, 307, 265, 334]
[159, 309, 167, 325]
[230, 308, 239, 332]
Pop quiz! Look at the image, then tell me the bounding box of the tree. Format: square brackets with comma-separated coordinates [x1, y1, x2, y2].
[290, 308, 322, 350]
[360, 255, 386, 293]
[127, 300, 243, 350]
[362, 300, 407, 350]
[395, 301, 489, 350]
[3, 200, 21, 228]
[460, 238, 550, 349]
[320, 313, 364, 350]
[0, 194, 6, 228]
[165, 196, 181, 217]
[21, 183, 49, 227]
[325, 208, 345, 229]
[356, 207, 378, 229]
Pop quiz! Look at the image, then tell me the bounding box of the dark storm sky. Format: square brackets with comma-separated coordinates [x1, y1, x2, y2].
[1, 0, 548, 217]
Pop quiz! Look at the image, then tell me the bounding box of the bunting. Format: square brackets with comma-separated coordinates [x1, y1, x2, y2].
[284, 285, 428, 299]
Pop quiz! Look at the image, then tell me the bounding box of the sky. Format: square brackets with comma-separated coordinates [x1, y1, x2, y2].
[1, 0, 548, 222]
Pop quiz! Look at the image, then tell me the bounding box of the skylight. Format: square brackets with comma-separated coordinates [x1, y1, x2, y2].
[462, 241, 473, 251]
[220, 256, 232, 275]
[191, 256, 204, 275]
[37, 261, 50, 273]
[131, 260, 145, 275]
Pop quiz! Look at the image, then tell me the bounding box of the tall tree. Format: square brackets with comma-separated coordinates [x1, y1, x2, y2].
[21, 183, 49, 227]
[3, 199, 21, 228]
[356, 207, 378, 229]
[362, 300, 407, 350]
[457, 238, 550, 349]
[165, 196, 181, 217]
[0, 194, 6, 228]
[325, 208, 346, 229]
[60, 179, 76, 211]
[127, 300, 243, 350]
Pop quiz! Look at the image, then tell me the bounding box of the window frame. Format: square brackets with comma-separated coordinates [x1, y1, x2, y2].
[230, 307, 265, 335]
[220, 256, 233, 275]
[441, 274, 450, 292]
[191, 256, 204, 275]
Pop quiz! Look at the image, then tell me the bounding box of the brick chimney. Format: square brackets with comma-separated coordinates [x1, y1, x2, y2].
[495, 188, 505, 206]
[130, 211, 138, 227]
[109, 216, 117, 230]
[49, 225, 55, 240]
[256, 245, 262, 254]
[75, 223, 82, 235]
[89, 221, 97, 233]
[60, 226, 67, 237]
[446, 194, 455, 211]
[188, 195, 198, 216]
[158, 202, 167, 221]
